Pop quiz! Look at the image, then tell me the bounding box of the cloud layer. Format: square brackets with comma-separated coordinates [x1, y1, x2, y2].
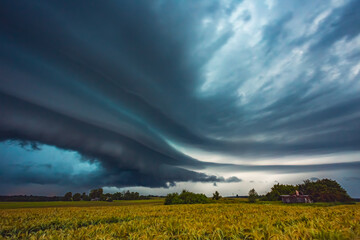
[0, 0, 360, 193]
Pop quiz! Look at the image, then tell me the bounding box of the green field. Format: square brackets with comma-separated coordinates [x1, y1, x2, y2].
[0, 199, 163, 209]
[0, 200, 359, 239]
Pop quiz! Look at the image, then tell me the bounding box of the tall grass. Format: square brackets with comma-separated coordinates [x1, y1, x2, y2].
[0, 202, 359, 239]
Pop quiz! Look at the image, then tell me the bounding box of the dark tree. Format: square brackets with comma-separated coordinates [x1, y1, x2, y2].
[112, 192, 123, 200]
[262, 179, 353, 202]
[165, 190, 209, 205]
[81, 192, 90, 201]
[102, 193, 112, 201]
[123, 190, 131, 200]
[89, 188, 103, 199]
[297, 179, 352, 202]
[248, 188, 258, 203]
[64, 192, 72, 201]
[262, 183, 297, 201]
[212, 191, 221, 200]
[73, 193, 81, 201]
[103, 193, 113, 202]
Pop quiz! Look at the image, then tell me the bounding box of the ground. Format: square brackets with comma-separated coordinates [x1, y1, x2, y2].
[0, 199, 359, 239]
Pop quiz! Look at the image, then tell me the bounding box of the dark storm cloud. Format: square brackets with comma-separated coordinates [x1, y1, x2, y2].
[344, 177, 360, 182]
[0, 0, 360, 192]
[206, 161, 360, 174]
[0, 93, 240, 189]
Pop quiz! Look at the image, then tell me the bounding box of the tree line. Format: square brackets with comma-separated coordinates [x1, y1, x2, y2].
[63, 188, 150, 202]
[0, 179, 353, 203]
[164, 179, 353, 205]
[0, 195, 64, 202]
[0, 189, 150, 202]
[261, 178, 353, 202]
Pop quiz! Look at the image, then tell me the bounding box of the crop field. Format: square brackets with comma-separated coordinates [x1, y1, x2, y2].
[0, 199, 163, 209]
[0, 200, 359, 240]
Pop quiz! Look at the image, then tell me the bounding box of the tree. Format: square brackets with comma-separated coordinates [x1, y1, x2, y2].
[112, 192, 123, 200]
[64, 192, 72, 201]
[73, 193, 81, 201]
[297, 179, 352, 202]
[212, 191, 221, 200]
[248, 189, 258, 203]
[262, 179, 353, 202]
[179, 190, 209, 204]
[81, 192, 90, 201]
[102, 193, 113, 202]
[123, 190, 131, 200]
[262, 183, 297, 201]
[89, 188, 103, 199]
[86, 189, 146, 201]
[165, 190, 209, 205]
[165, 193, 182, 205]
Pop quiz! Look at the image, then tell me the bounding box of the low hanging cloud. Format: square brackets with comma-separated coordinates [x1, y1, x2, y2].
[1, 0, 360, 193]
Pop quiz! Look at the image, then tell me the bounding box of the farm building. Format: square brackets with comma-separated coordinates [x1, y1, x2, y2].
[280, 190, 312, 203]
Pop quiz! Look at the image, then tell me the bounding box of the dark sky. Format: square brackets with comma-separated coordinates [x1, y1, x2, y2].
[1, 0, 360, 197]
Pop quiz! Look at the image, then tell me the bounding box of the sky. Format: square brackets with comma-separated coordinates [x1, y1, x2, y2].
[0, 0, 360, 197]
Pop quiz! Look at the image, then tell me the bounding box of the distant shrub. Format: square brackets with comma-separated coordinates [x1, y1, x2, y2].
[64, 192, 72, 201]
[165, 190, 209, 205]
[248, 189, 258, 203]
[164, 193, 183, 205]
[212, 191, 222, 200]
[73, 193, 81, 201]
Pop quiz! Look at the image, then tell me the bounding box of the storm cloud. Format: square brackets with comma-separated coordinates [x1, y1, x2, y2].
[0, 0, 360, 194]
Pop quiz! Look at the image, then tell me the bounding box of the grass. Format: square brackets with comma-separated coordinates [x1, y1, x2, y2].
[0, 199, 359, 239]
[0, 198, 164, 209]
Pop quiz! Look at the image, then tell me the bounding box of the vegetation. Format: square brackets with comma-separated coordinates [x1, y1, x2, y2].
[164, 190, 210, 205]
[2, 178, 351, 204]
[0, 200, 359, 239]
[81, 192, 90, 201]
[111, 190, 145, 200]
[212, 191, 221, 200]
[63, 192, 72, 201]
[0, 199, 163, 209]
[262, 178, 353, 202]
[0, 195, 64, 202]
[1, 179, 356, 239]
[89, 188, 103, 200]
[298, 179, 353, 202]
[263, 183, 297, 201]
[72, 193, 81, 201]
[248, 188, 258, 203]
[1, 190, 152, 203]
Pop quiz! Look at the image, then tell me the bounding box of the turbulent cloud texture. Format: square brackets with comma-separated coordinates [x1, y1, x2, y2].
[0, 0, 360, 194]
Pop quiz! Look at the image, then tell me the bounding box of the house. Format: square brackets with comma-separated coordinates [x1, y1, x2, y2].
[280, 190, 312, 203]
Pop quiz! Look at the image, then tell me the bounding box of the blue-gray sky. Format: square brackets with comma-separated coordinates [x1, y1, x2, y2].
[1, 0, 360, 197]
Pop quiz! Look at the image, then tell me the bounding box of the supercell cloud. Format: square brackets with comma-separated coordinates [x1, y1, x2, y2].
[0, 0, 360, 196]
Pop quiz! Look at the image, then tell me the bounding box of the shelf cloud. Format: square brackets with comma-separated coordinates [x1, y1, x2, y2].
[0, 0, 359, 195]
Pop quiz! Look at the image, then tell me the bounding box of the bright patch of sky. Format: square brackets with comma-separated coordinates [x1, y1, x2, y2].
[0, 141, 100, 178]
